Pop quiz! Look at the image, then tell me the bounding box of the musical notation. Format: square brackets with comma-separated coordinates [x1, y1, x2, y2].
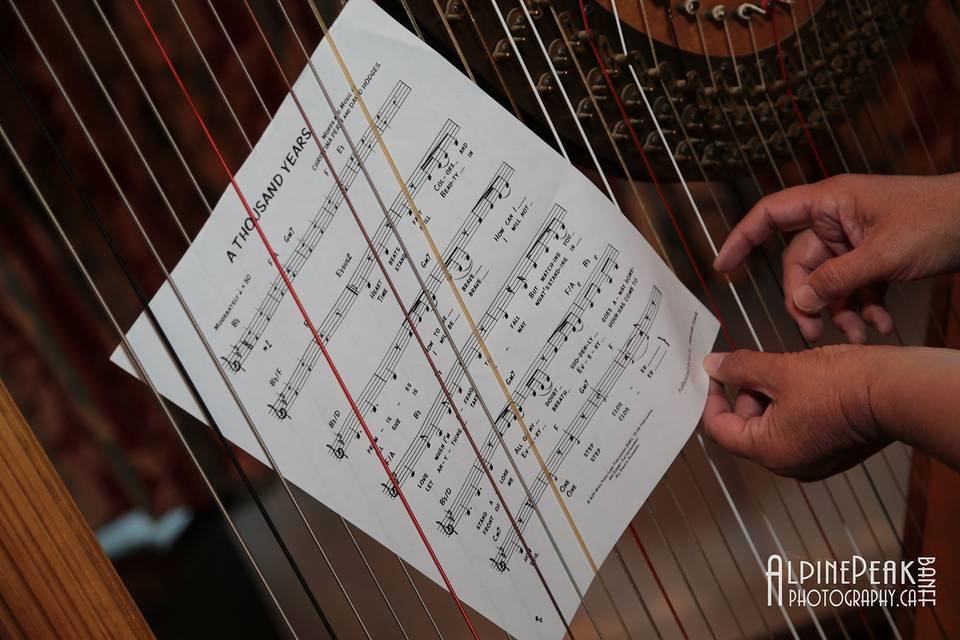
[438, 244, 619, 535]
[494, 286, 663, 569]
[113, 7, 720, 636]
[268, 120, 462, 420]
[328, 163, 514, 454]
[386, 205, 566, 495]
[221, 82, 411, 373]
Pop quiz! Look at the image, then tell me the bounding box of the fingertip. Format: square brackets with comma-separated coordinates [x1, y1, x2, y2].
[794, 284, 826, 314]
[862, 306, 894, 335]
[703, 352, 729, 378]
[846, 325, 867, 344]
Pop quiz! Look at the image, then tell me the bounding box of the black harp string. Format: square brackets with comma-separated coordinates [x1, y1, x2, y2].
[605, 3, 830, 638]
[261, 6, 594, 639]
[0, 44, 331, 639]
[632, 6, 839, 637]
[186, 8, 424, 637]
[798, 5, 954, 634]
[227, 1, 583, 637]
[539, 8, 747, 639]
[737, 21, 916, 638]
[9, 2, 370, 635]
[91, 4, 438, 634]
[489, 1, 689, 637]
[510, 2, 799, 639]
[727, 5, 949, 635]
[674, 8, 920, 635]
[0, 122, 301, 640]
[538, 8, 725, 638]
[598, 1, 901, 637]
[59, 3, 385, 635]
[518, 1, 807, 637]
[616, 5, 790, 638]
[300, 0, 694, 637]
[247, 0, 604, 636]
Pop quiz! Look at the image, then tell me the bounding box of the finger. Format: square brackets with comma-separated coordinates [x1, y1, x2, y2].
[714, 184, 825, 272]
[782, 231, 829, 342]
[703, 379, 733, 423]
[829, 299, 868, 344]
[734, 389, 767, 418]
[703, 350, 784, 395]
[797, 244, 888, 314]
[703, 407, 766, 462]
[858, 287, 894, 335]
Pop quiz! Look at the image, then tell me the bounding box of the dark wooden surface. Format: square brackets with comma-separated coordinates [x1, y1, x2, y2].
[0, 378, 153, 639]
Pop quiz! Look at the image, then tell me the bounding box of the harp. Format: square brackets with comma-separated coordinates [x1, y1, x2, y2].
[0, 0, 957, 638]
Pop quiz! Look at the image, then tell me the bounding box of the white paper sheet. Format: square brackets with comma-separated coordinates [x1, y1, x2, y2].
[112, 1, 719, 636]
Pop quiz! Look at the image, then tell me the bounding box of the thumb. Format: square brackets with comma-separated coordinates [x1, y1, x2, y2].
[795, 245, 885, 314]
[703, 350, 783, 395]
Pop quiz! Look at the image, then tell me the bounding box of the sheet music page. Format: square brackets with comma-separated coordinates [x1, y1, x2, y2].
[112, 0, 719, 635]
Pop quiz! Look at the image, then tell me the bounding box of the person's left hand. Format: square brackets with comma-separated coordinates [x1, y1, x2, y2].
[702, 345, 895, 480]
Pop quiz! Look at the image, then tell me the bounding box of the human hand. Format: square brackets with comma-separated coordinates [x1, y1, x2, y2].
[701, 346, 895, 480]
[713, 173, 960, 343]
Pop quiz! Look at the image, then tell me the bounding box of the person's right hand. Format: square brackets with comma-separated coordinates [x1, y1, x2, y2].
[713, 173, 960, 343]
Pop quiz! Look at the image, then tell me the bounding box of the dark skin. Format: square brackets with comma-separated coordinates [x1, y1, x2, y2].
[701, 173, 960, 480]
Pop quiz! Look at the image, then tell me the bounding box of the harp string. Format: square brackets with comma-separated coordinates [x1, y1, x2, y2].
[234, 1, 582, 635]
[752, 6, 951, 634]
[861, 0, 937, 173]
[2, 5, 363, 635]
[27, 2, 391, 635]
[621, 6, 792, 637]
[489, 4, 758, 637]
[562, 1, 817, 636]
[294, 6, 681, 640]
[0, 121, 303, 640]
[521, 0, 797, 636]
[92, 3, 445, 635]
[495, 3, 707, 636]
[130, 1, 485, 637]
[639, 6, 844, 637]
[261, 4, 614, 637]
[586, 2, 920, 637]
[172, 6, 448, 636]
[764, 6, 950, 634]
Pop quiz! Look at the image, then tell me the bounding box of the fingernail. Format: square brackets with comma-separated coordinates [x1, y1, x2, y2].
[794, 284, 825, 313]
[703, 353, 728, 377]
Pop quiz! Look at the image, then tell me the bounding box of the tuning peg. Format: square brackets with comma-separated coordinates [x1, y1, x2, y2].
[735, 3, 766, 21]
[677, 0, 700, 17]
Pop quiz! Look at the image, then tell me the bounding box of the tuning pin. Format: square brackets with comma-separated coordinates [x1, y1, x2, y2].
[506, 8, 529, 41]
[677, 0, 700, 18]
[587, 68, 609, 96]
[620, 83, 644, 112]
[735, 3, 766, 22]
[643, 131, 662, 153]
[535, 72, 555, 94]
[612, 120, 632, 142]
[652, 95, 674, 124]
[492, 39, 513, 63]
[575, 98, 595, 121]
[547, 39, 572, 71]
[444, 0, 466, 22]
[708, 5, 726, 22]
